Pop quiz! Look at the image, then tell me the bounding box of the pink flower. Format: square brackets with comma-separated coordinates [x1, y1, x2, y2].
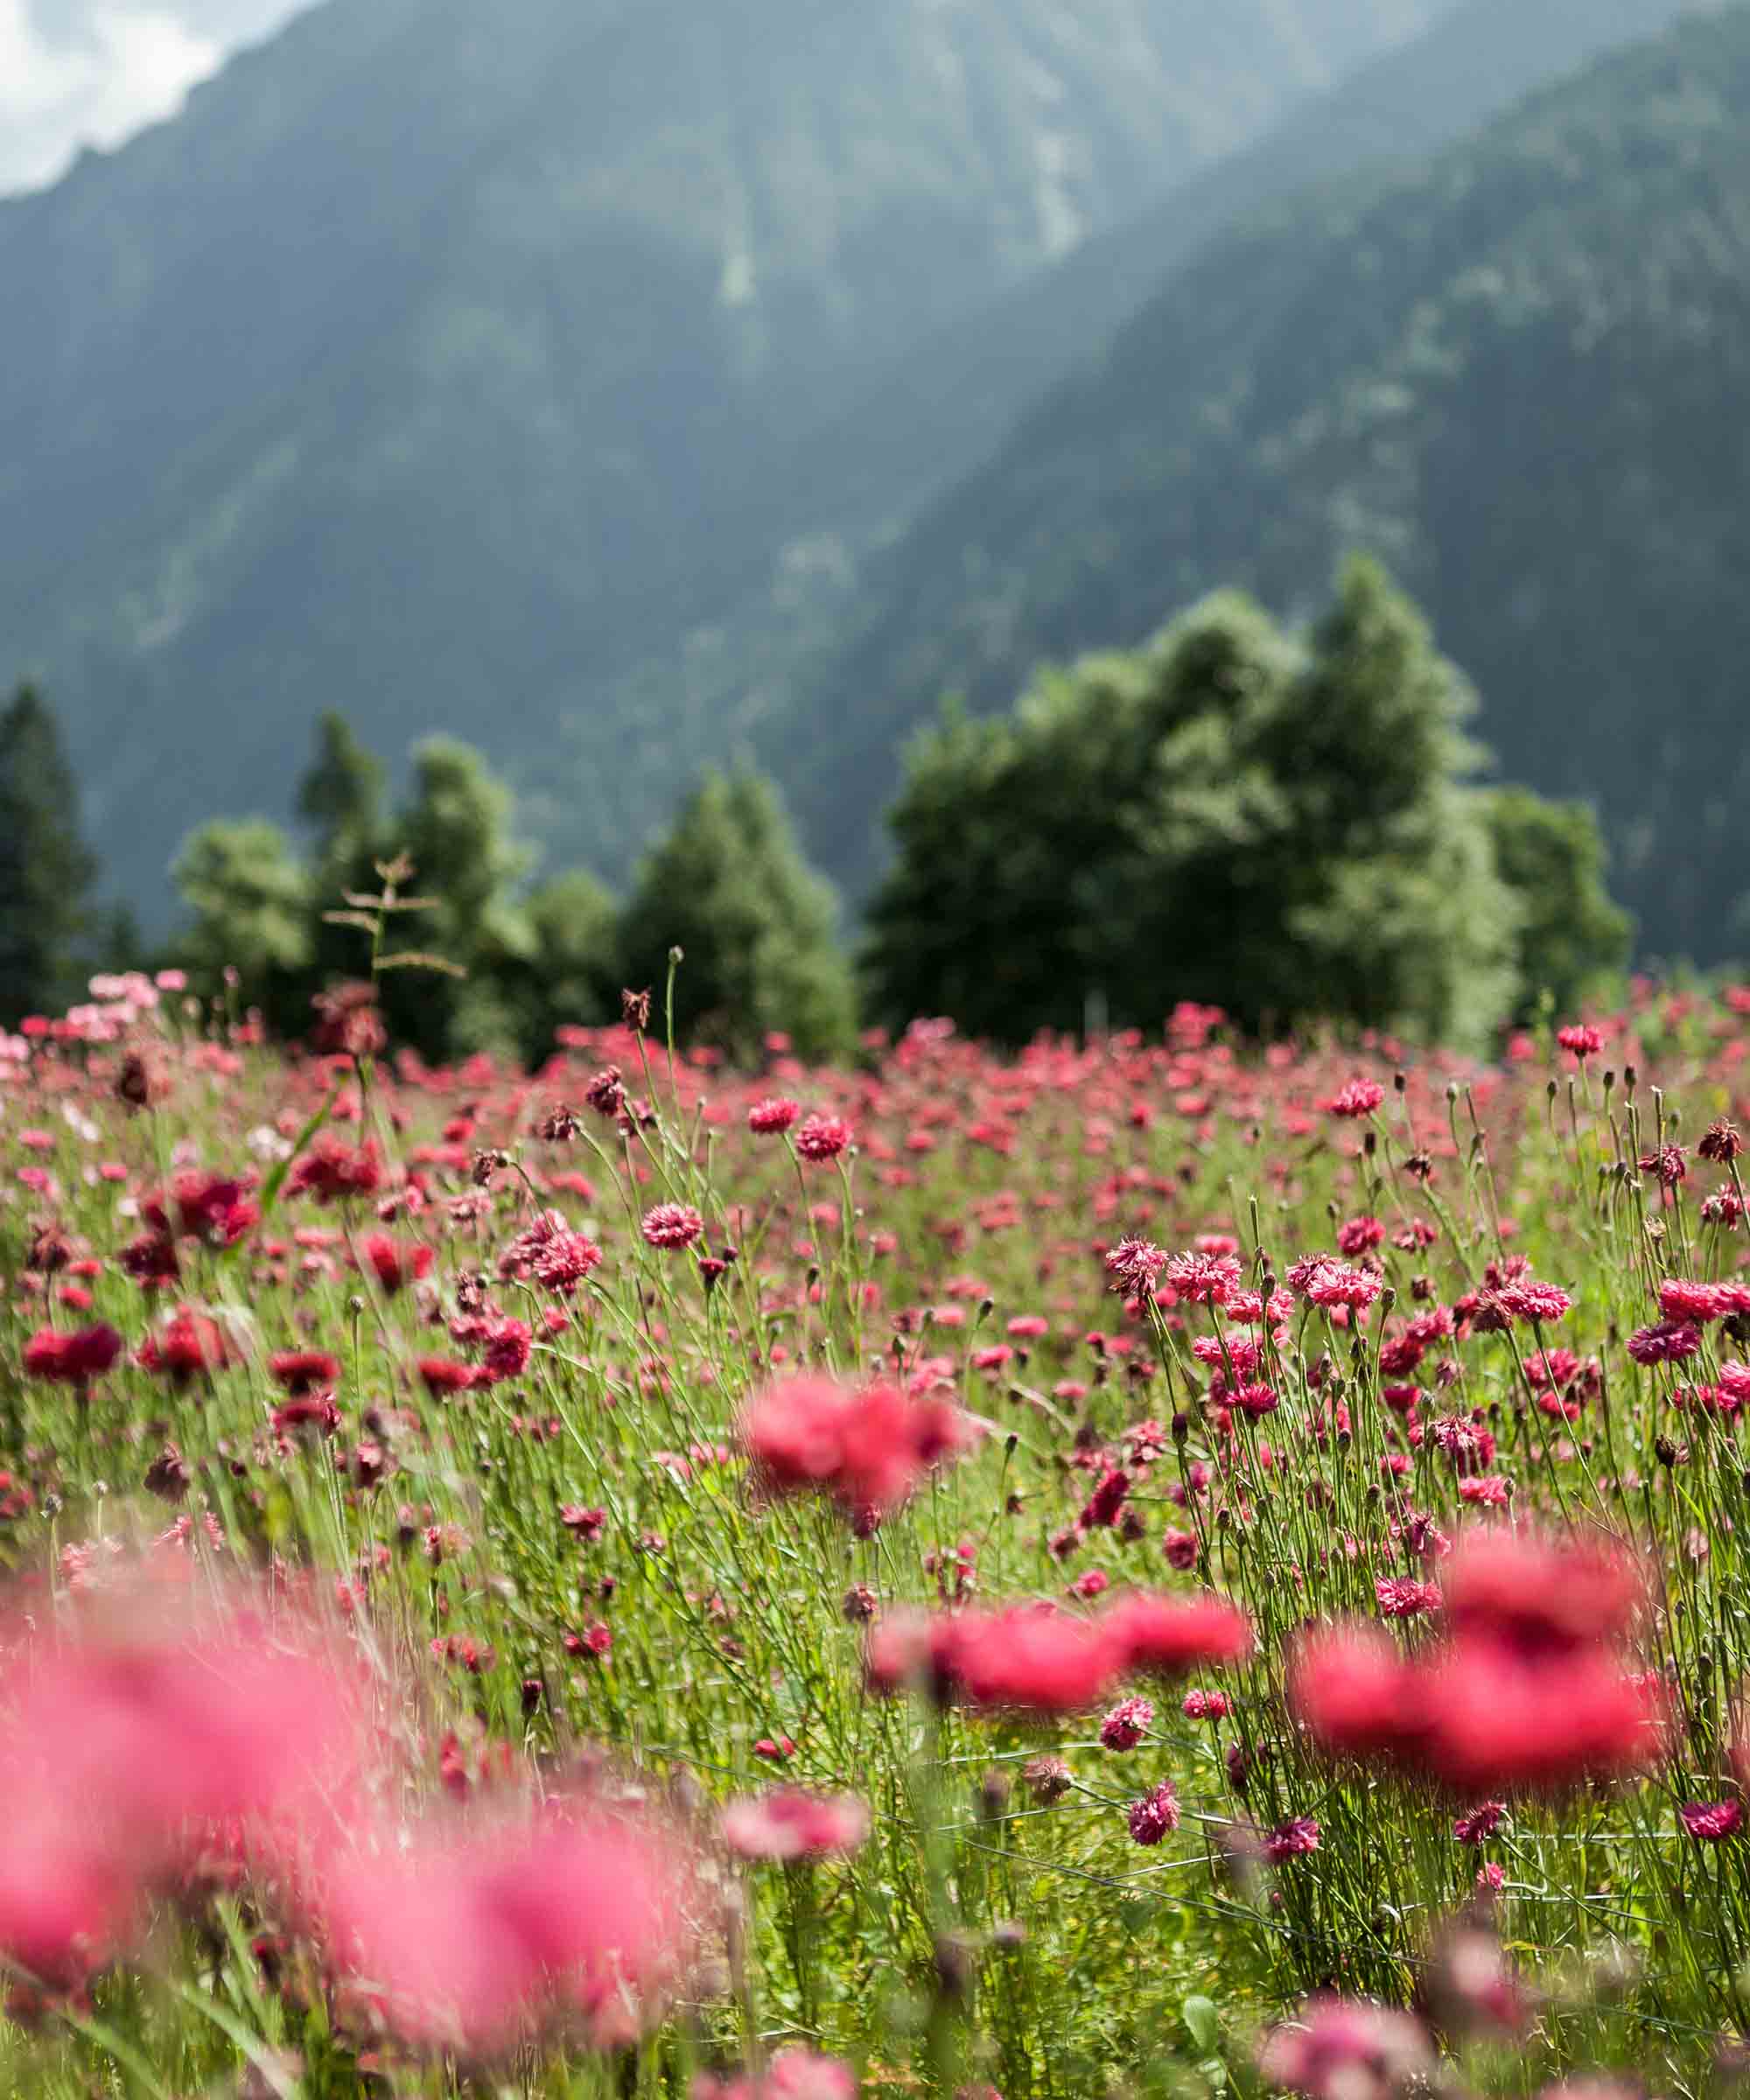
[1556, 1024, 1605, 1057]
[641, 1202, 705, 1250]
[794, 1115, 853, 1163]
[1099, 1696, 1155, 1750]
[1104, 1591, 1253, 1678]
[1125, 1781, 1180, 1845]
[1680, 1799, 1743, 1841]
[747, 1097, 801, 1134]
[319, 1802, 693, 2050]
[1264, 1816, 1321, 1863]
[742, 1373, 974, 1522]
[1258, 1997, 1432, 2100]
[1325, 1079, 1386, 1119]
[720, 1788, 870, 1861]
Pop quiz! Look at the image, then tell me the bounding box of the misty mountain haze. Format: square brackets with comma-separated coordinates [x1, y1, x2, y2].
[2, 0, 1743, 967]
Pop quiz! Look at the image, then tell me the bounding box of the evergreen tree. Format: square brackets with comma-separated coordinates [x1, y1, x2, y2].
[618, 771, 857, 1061]
[297, 710, 386, 865]
[1484, 787, 1633, 1018]
[171, 819, 312, 1026]
[866, 564, 1566, 1046]
[505, 870, 620, 1065]
[374, 737, 536, 1057]
[0, 684, 99, 1023]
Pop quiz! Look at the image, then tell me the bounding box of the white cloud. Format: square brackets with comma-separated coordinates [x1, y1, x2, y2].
[0, 0, 227, 192]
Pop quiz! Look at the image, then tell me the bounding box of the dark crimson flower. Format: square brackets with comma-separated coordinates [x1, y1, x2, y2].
[1376, 1578, 1441, 1620]
[1492, 1280, 1572, 1324]
[270, 1349, 341, 1396]
[1099, 1696, 1154, 1750]
[144, 1170, 258, 1247]
[742, 1373, 974, 1522]
[1680, 1799, 1743, 1841]
[1164, 1248, 1242, 1305]
[136, 1306, 230, 1385]
[360, 1231, 433, 1294]
[286, 1137, 383, 1204]
[794, 1114, 853, 1162]
[1699, 1118, 1744, 1163]
[480, 1318, 534, 1384]
[1264, 1816, 1320, 1864]
[416, 1355, 482, 1398]
[1452, 1801, 1507, 1844]
[1125, 1781, 1180, 1845]
[22, 1322, 122, 1386]
[1289, 1624, 1426, 1764]
[1627, 1320, 1702, 1366]
[532, 1231, 604, 1294]
[1638, 1144, 1689, 1186]
[1024, 1754, 1072, 1803]
[584, 1067, 626, 1116]
[942, 1605, 1123, 1718]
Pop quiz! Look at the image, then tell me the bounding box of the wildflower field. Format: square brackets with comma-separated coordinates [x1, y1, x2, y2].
[5, 970, 1750, 2100]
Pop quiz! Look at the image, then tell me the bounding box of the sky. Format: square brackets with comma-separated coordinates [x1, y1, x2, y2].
[0, 0, 306, 192]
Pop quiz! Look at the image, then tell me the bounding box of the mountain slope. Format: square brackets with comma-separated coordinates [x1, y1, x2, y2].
[760, 0, 1750, 961]
[536, 0, 1700, 891]
[0, 0, 1448, 913]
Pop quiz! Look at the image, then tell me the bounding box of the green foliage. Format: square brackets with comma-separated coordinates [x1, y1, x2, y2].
[618, 772, 857, 1063]
[500, 869, 622, 1065]
[0, 683, 98, 1024]
[170, 818, 312, 1018]
[1484, 786, 1634, 1020]
[766, 1, 1750, 965]
[865, 564, 1531, 1046]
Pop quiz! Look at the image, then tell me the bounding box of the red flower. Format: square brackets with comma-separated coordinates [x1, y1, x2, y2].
[794, 1114, 853, 1162]
[1104, 1591, 1253, 1678]
[532, 1231, 604, 1294]
[22, 1323, 122, 1386]
[1264, 1816, 1321, 1864]
[1289, 1624, 1426, 1764]
[286, 1137, 383, 1204]
[360, 1232, 433, 1294]
[480, 1318, 534, 1384]
[742, 1373, 974, 1522]
[417, 1355, 482, 1398]
[270, 1349, 340, 1396]
[747, 1097, 801, 1134]
[1556, 1024, 1605, 1057]
[1325, 1078, 1385, 1119]
[1099, 1696, 1154, 1749]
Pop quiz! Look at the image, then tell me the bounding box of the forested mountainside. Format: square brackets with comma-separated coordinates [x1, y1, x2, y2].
[758, 1, 1750, 962]
[0, 0, 1448, 912]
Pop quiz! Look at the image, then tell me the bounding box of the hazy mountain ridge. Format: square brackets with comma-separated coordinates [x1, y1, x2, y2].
[752, 0, 1750, 961]
[0, 0, 1447, 913]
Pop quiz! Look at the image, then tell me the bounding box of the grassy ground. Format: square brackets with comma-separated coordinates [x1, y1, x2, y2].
[2, 977, 1748, 2098]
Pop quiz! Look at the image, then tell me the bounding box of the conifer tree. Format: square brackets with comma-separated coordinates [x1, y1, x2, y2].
[0, 683, 99, 1023]
[618, 771, 857, 1061]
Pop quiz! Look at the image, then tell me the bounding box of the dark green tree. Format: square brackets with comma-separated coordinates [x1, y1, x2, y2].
[297, 710, 386, 865]
[865, 563, 1534, 1046]
[494, 868, 621, 1066]
[617, 770, 857, 1061]
[1484, 786, 1633, 1019]
[0, 684, 99, 1023]
[374, 737, 536, 1058]
[171, 818, 312, 1024]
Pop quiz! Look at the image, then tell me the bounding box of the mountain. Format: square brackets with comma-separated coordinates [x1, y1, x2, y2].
[753, 0, 1750, 962]
[0, 0, 1450, 916]
[528, 0, 1702, 903]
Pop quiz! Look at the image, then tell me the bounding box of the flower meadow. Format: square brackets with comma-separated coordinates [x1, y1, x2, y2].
[7, 976, 1750, 2098]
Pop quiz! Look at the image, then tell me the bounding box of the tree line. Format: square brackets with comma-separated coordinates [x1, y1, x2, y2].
[3, 559, 1631, 1056]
